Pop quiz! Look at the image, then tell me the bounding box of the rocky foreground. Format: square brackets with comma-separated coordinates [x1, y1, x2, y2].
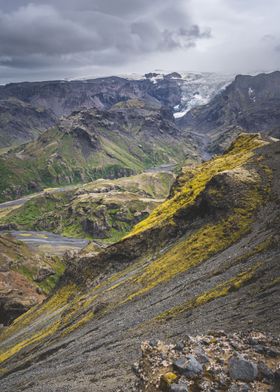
[135, 331, 280, 392]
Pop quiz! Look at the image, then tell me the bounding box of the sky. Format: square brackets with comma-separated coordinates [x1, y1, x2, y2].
[0, 0, 279, 83]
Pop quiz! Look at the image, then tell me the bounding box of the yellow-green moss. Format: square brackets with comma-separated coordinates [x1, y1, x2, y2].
[62, 311, 94, 336]
[161, 372, 178, 385]
[0, 320, 61, 363]
[126, 134, 267, 238]
[124, 186, 263, 302]
[0, 284, 77, 351]
[156, 264, 261, 321]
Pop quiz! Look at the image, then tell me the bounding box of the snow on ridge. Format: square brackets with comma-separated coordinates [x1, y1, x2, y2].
[248, 87, 256, 102]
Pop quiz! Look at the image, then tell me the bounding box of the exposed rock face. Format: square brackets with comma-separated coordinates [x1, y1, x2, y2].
[135, 331, 280, 391]
[179, 71, 280, 153]
[0, 269, 44, 325]
[0, 234, 64, 325]
[0, 76, 181, 117]
[0, 134, 279, 392]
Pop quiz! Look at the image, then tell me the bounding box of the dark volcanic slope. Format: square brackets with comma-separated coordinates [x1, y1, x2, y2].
[0, 134, 279, 391]
[0, 99, 56, 148]
[0, 100, 198, 202]
[179, 71, 280, 153]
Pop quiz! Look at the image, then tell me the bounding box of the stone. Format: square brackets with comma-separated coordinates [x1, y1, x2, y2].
[254, 345, 280, 357]
[228, 356, 258, 382]
[193, 348, 210, 364]
[228, 384, 250, 392]
[169, 383, 189, 392]
[149, 339, 158, 347]
[175, 341, 185, 352]
[257, 361, 274, 384]
[173, 355, 203, 378]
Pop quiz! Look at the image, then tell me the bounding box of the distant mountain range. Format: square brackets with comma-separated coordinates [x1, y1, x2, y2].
[1, 71, 280, 202]
[0, 99, 198, 202]
[0, 72, 232, 148]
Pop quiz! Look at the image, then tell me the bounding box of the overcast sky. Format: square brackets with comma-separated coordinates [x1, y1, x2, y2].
[0, 0, 279, 83]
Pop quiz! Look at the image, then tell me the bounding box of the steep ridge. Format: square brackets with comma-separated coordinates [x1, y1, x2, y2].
[0, 101, 197, 202]
[179, 71, 280, 153]
[0, 134, 279, 391]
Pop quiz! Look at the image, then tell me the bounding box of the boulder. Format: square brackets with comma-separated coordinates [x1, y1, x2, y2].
[228, 356, 258, 382]
[173, 355, 203, 378]
[170, 383, 189, 392]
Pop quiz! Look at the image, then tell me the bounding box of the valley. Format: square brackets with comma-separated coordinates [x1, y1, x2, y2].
[0, 71, 279, 392]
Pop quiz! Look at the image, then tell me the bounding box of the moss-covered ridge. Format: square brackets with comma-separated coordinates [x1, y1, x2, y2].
[126, 133, 267, 237]
[0, 133, 277, 378]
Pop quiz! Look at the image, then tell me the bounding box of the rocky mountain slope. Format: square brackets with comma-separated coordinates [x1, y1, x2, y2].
[0, 100, 197, 202]
[0, 72, 231, 148]
[1, 171, 175, 242]
[0, 234, 65, 326]
[179, 71, 280, 153]
[0, 99, 56, 149]
[0, 133, 279, 391]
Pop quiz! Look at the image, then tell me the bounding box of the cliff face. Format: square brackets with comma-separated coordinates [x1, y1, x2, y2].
[0, 234, 64, 326]
[0, 134, 279, 391]
[179, 71, 280, 153]
[0, 76, 181, 117]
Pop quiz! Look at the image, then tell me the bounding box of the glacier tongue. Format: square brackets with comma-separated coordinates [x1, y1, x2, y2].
[174, 72, 233, 117]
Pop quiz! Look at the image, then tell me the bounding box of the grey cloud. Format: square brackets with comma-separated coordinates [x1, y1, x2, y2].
[0, 0, 210, 80]
[160, 25, 211, 50]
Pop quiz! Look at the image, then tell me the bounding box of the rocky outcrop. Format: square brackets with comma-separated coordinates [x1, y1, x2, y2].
[0, 234, 64, 325]
[135, 331, 280, 391]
